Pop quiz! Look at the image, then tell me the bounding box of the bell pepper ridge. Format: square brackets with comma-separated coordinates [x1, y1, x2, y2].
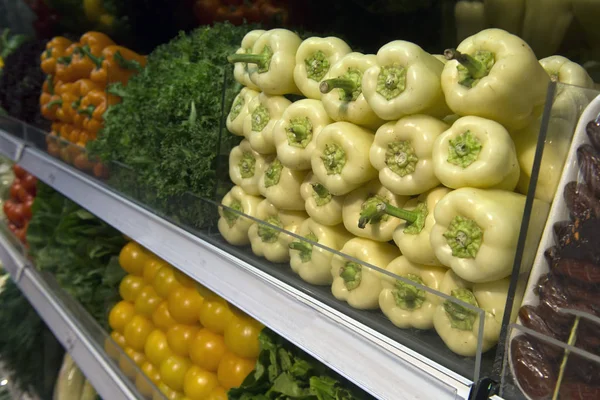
[443, 288, 479, 331]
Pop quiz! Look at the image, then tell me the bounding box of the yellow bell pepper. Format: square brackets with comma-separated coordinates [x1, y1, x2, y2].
[228, 29, 302, 95]
[370, 115, 449, 196]
[229, 139, 274, 196]
[232, 30, 266, 91]
[319, 52, 385, 130]
[430, 188, 526, 283]
[441, 28, 550, 130]
[433, 270, 510, 356]
[539, 55, 595, 88]
[311, 122, 377, 196]
[218, 186, 263, 246]
[293, 36, 352, 100]
[393, 186, 452, 267]
[331, 238, 400, 310]
[258, 158, 307, 211]
[247, 199, 308, 263]
[362, 40, 450, 121]
[432, 116, 520, 190]
[342, 180, 410, 242]
[300, 173, 345, 227]
[272, 99, 332, 170]
[227, 88, 259, 136]
[244, 93, 291, 154]
[379, 256, 447, 330]
[289, 218, 353, 285]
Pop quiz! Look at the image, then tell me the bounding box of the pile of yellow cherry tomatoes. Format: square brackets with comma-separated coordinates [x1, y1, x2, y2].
[106, 240, 263, 399]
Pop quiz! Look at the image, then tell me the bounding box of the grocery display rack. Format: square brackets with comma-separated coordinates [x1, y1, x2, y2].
[0, 122, 475, 399]
[0, 226, 145, 400]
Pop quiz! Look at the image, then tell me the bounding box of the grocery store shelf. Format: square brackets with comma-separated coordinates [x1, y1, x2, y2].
[0, 232, 142, 400]
[0, 128, 474, 400]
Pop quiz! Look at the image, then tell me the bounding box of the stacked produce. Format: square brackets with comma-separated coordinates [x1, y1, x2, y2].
[53, 354, 97, 400]
[193, 0, 294, 27]
[39, 31, 145, 173]
[26, 183, 126, 325]
[107, 240, 261, 399]
[511, 116, 600, 399]
[217, 27, 597, 357]
[4, 165, 36, 245]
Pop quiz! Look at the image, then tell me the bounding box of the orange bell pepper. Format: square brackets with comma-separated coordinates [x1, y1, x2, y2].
[90, 45, 147, 86]
[54, 43, 79, 82]
[78, 89, 119, 121]
[71, 79, 102, 128]
[40, 37, 72, 75]
[41, 94, 61, 120]
[77, 32, 116, 80]
[40, 76, 55, 117]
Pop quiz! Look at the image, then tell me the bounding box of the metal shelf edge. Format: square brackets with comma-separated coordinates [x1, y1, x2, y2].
[0, 234, 140, 400]
[8, 133, 474, 400]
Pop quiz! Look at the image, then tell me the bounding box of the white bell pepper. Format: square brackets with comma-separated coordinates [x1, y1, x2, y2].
[342, 180, 410, 242]
[311, 121, 377, 196]
[379, 255, 447, 330]
[455, 1, 487, 43]
[393, 186, 452, 267]
[441, 28, 550, 130]
[331, 237, 400, 310]
[293, 36, 352, 100]
[243, 93, 291, 154]
[483, 0, 524, 36]
[229, 139, 273, 196]
[226, 88, 259, 136]
[289, 218, 353, 285]
[432, 116, 520, 190]
[258, 158, 307, 211]
[228, 29, 302, 95]
[300, 172, 345, 226]
[370, 115, 448, 196]
[539, 56, 595, 89]
[319, 52, 385, 130]
[232, 30, 266, 90]
[248, 199, 308, 263]
[522, 0, 573, 58]
[433, 270, 510, 356]
[361, 41, 450, 121]
[430, 188, 526, 283]
[272, 99, 332, 170]
[218, 186, 263, 246]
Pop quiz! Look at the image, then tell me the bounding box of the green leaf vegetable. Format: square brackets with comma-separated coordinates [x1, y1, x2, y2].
[26, 184, 126, 327]
[229, 329, 370, 400]
[89, 23, 249, 228]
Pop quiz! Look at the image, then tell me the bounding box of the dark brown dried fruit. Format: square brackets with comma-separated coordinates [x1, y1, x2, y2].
[559, 381, 600, 400]
[554, 258, 600, 284]
[511, 335, 557, 400]
[554, 220, 574, 248]
[560, 216, 600, 264]
[519, 305, 564, 358]
[564, 181, 600, 220]
[544, 246, 561, 270]
[577, 144, 600, 199]
[586, 120, 600, 153]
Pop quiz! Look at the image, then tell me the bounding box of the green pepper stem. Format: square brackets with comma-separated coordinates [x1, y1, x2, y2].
[46, 75, 55, 94]
[444, 48, 487, 79]
[77, 105, 96, 116]
[227, 53, 268, 67]
[289, 124, 308, 141]
[358, 200, 419, 229]
[79, 45, 104, 68]
[114, 51, 142, 71]
[319, 78, 358, 94]
[289, 241, 311, 252]
[311, 183, 329, 198]
[46, 99, 63, 109]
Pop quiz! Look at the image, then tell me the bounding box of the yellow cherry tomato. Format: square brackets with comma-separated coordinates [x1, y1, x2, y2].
[224, 316, 261, 359]
[156, 382, 185, 400]
[108, 301, 135, 333]
[135, 286, 162, 317]
[160, 355, 191, 392]
[119, 275, 146, 302]
[124, 315, 154, 351]
[173, 269, 197, 288]
[119, 346, 146, 378]
[168, 287, 203, 325]
[183, 366, 219, 400]
[136, 362, 161, 397]
[152, 301, 178, 331]
[167, 324, 199, 357]
[119, 242, 148, 276]
[105, 331, 126, 360]
[217, 351, 255, 390]
[145, 329, 174, 367]
[189, 329, 226, 372]
[199, 299, 234, 335]
[153, 265, 183, 298]
[206, 386, 227, 400]
[144, 257, 168, 284]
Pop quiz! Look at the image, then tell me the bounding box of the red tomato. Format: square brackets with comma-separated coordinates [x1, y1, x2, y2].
[4, 201, 23, 226]
[15, 226, 27, 243]
[22, 198, 33, 220]
[17, 185, 31, 203]
[21, 174, 37, 195]
[12, 165, 27, 179]
[10, 182, 22, 201]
